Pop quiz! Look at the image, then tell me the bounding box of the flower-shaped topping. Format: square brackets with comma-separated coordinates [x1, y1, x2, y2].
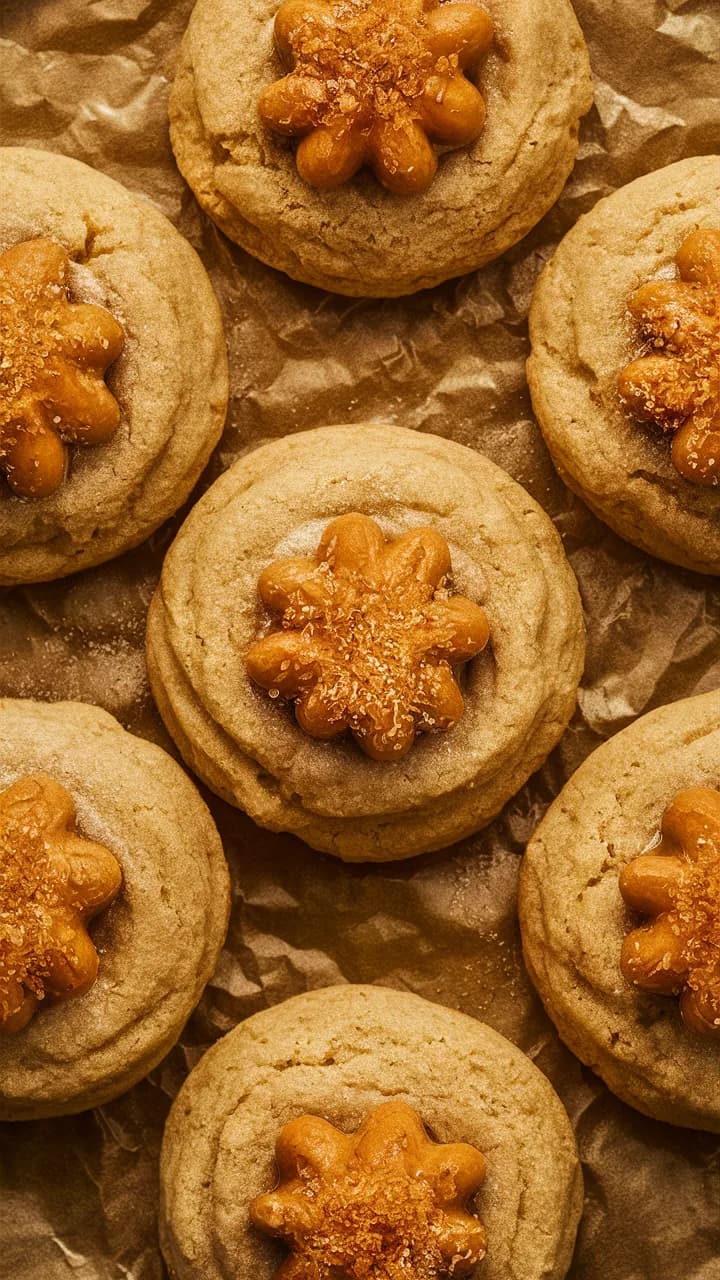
[245, 513, 490, 762]
[259, 0, 494, 194]
[0, 237, 124, 498]
[618, 228, 720, 487]
[0, 774, 122, 1033]
[619, 787, 720, 1038]
[250, 1100, 488, 1279]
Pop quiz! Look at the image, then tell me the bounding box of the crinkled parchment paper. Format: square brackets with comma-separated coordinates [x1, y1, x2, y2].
[1, 1, 719, 1277]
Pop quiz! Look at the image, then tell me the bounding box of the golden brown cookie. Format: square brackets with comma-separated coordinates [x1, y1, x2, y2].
[0, 147, 228, 585]
[519, 690, 720, 1131]
[159, 985, 583, 1280]
[0, 698, 230, 1120]
[528, 156, 720, 575]
[169, 0, 592, 296]
[146, 424, 585, 861]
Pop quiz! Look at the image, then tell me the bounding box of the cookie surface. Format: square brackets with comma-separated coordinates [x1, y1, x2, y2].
[0, 699, 230, 1120]
[528, 155, 720, 575]
[519, 690, 720, 1131]
[146, 423, 585, 861]
[160, 984, 582, 1280]
[169, 0, 592, 296]
[0, 147, 228, 585]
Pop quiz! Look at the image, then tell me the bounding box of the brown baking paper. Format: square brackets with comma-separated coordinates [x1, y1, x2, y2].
[0, 1, 719, 1277]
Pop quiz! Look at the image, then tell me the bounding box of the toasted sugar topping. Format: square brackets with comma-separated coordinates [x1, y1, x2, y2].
[0, 237, 124, 499]
[259, 0, 494, 194]
[619, 787, 720, 1037]
[250, 1101, 487, 1280]
[0, 775, 122, 1033]
[245, 513, 490, 762]
[674, 836, 720, 1008]
[0, 811, 57, 1003]
[617, 228, 720, 487]
[281, 0, 437, 125]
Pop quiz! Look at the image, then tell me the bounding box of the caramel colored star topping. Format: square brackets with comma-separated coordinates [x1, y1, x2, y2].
[245, 513, 490, 762]
[0, 237, 125, 498]
[619, 787, 720, 1037]
[250, 1101, 487, 1280]
[0, 774, 122, 1033]
[618, 229, 720, 487]
[259, 0, 494, 194]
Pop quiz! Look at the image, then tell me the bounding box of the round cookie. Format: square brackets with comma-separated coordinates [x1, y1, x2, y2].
[160, 984, 583, 1280]
[0, 698, 230, 1120]
[527, 155, 720, 575]
[145, 424, 585, 862]
[0, 147, 228, 585]
[519, 690, 720, 1132]
[169, 0, 592, 297]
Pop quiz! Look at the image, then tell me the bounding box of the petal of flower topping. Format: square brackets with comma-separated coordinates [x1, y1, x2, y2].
[618, 355, 698, 422]
[368, 116, 438, 195]
[661, 787, 720, 851]
[355, 703, 418, 761]
[416, 661, 465, 731]
[423, 1141, 487, 1203]
[0, 978, 37, 1034]
[2, 407, 67, 498]
[621, 916, 688, 995]
[318, 512, 385, 576]
[57, 302, 125, 367]
[274, 0, 332, 62]
[259, 73, 329, 136]
[420, 72, 486, 145]
[258, 556, 331, 617]
[676, 228, 720, 286]
[627, 280, 716, 349]
[296, 683, 349, 738]
[1, 235, 66, 289]
[381, 526, 450, 590]
[0, 774, 73, 833]
[42, 912, 100, 996]
[423, 597, 490, 662]
[426, 2, 494, 64]
[276, 1115, 352, 1179]
[618, 852, 686, 915]
[246, 630, 320, 696]
[672, 416, 720, 486]
[53, 834, 124, 914]
[40, 360, 121, 442]
[297, 123, 368, 189]
[680, 982, 720, 1037]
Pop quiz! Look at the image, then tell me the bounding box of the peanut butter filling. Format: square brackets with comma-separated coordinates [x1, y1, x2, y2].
[259, 0, 494, 194]
[250, 1100, 487, 1279]
[0, 774, 122, 1033]
[618, 228, 720, 487]
[619, 787, 720, 1037]
[0, 237, 124, 498]
[245, 512, 490, 761]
